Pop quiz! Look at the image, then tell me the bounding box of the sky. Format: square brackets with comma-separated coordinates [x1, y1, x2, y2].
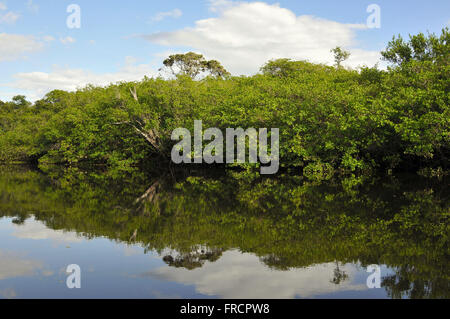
[0, 0, 449, 101]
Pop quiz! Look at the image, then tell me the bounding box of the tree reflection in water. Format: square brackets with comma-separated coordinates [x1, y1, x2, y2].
[0, 165, 448, 298]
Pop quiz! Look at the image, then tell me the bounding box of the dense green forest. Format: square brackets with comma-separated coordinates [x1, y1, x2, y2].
[0, 29, 448, 176]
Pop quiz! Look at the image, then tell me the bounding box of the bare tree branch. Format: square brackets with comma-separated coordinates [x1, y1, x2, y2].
[130, 86, 138, 102]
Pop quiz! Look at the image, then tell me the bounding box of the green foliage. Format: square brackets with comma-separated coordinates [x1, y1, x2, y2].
[331, 46, 351, 68]
[0, 30, 448, 176]
[382, 27, 449, 67]
[162, 52, 230, 79]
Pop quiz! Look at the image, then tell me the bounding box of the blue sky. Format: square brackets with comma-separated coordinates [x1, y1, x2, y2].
[0, 0, 449, 101]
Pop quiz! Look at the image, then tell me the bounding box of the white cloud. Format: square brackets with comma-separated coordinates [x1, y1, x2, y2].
[143, 1, 381, 75]
[0, 33, 43, 62]
[60, 36, 76, 45]
[26, 0, 39, 14]
[146, 250, 368, 298]
[208, 0, 235, 13]
[0, 10, 19, 24]
[0, 250, 43, 280]
[43, 35, 55, 42]
[12, 218, 83, 243]
[8, 56, 157, 100]
[152, 8, 183, 22]
[0, 2, 20, 24]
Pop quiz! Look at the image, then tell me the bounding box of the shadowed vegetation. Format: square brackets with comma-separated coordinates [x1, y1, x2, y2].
[0, 165, 448, 298]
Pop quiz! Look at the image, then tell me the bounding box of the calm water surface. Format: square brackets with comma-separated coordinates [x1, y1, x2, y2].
[0, 165, 448, 299]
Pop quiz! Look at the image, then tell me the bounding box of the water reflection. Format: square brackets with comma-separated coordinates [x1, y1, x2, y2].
[11, 218, 83, 243]
[0, 249, 44, 280]
[0, 165, 448, 298]
[146, 250, 370, 298]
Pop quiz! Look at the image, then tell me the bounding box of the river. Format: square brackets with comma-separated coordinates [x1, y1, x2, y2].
[0, 165, 448, 299]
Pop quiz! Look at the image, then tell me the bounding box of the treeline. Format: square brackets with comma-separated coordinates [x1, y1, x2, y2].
[0, 29, 448, 175]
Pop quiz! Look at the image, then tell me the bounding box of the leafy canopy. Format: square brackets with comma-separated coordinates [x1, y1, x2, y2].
[381, 27, 449, 67]
[161, 52, 230, 79]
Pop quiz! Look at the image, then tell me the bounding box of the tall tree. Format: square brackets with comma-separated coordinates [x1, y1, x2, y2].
[331, 47, 351, 68]
[381, 27, 449, 67]
[161, 52, 230, 79]
[11, 95, 30, 108]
